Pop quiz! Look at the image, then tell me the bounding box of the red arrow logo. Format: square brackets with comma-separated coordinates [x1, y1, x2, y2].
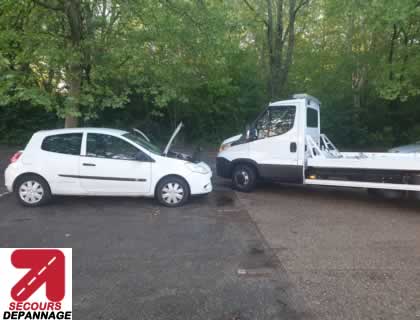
[11, 249, 65, 302]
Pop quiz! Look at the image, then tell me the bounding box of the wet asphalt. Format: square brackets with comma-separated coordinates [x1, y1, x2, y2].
[0, 147, 305, 320]
[1, 146, 419, 319]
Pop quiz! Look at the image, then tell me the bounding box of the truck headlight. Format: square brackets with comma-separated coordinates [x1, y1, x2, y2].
[185, 162, 209, 174]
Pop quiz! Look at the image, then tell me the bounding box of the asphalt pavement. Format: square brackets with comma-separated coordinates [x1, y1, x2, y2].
[0, 147, 306, 320]
[0, 146, 419, 319]
[238, 183, 420, 320]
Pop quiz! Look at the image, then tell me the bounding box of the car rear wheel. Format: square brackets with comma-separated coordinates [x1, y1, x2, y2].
[232, 164, 257, 192]
[15, 175, 51, 207]
[156, 177, 189, 207]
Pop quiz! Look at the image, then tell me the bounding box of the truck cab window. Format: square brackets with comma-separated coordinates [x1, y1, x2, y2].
[255, 106, 296, 139]
[307, 107, 318, 128]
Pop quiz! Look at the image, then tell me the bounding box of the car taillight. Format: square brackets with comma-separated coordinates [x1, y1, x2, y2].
[10, 151, 22, 163]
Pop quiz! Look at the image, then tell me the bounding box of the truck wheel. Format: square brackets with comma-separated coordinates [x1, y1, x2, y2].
[367, 188, 383, 197]
[408, 175, 420, 200]
[232, 164, 257, 192]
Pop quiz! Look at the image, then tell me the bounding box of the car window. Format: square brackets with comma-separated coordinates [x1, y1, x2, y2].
[86, 133, 139, 160]
[307, 107, 318, 128]
[41, 133, 83, 155]
[255, 106, 296, 139]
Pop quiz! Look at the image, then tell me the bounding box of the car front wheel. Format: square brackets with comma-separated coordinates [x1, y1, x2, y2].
[156, 177, 190, 207]
[15, 175, 51, 207]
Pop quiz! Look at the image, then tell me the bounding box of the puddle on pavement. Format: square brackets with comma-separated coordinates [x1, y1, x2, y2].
[249, 246, 265, 255]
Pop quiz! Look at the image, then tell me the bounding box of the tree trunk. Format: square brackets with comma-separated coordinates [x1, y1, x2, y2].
[64, 65, 81, 128]
[266, 0, 299, 101]
[266, 0, 275, 99]
[65, 116, 79, 128]
[64, 0, 83, 128]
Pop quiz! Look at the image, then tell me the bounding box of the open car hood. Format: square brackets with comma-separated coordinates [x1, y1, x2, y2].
[163, 122, 183, 156]
[132, 128, 150, 142]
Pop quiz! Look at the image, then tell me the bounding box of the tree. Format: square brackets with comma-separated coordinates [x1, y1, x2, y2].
[242, 0, 310, 100]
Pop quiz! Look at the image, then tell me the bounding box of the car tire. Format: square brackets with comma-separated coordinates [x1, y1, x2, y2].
[15, 174, 51, 207]
[156, 176, 190, 207]
[232, 164, 257, 192]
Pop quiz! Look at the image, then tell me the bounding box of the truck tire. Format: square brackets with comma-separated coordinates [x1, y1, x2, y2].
[368, 188, 404, 200]
[367, 188, 383, 197]
[382, 189, 405, 200]
[232, 164, 257, 192]
[409, 175, 420, 200]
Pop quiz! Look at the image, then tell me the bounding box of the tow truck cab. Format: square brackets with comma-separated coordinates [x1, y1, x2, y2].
[217, 94, 420, 194]
[217, 94, 318, 189]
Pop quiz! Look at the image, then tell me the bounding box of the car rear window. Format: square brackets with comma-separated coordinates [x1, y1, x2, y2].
[41, 133, 83, 155]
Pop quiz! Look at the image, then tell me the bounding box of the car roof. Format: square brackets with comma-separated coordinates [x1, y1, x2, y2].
[35, 127, 128, 136]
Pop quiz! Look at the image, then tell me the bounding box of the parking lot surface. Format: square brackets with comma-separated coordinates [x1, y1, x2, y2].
[238, 183, 420, 320]
[1, 147, 420, 319]
[0, 147, 305, 320]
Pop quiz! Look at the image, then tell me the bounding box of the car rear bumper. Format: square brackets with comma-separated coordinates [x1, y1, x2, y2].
[5, 165, 17, 192]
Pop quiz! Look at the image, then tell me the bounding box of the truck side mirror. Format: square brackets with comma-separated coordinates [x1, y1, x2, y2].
[245, 125, 257, 140]
[249, 128, 257, 140]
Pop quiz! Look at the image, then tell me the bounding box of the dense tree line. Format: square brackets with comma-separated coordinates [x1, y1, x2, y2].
[0, 0, 419, 148]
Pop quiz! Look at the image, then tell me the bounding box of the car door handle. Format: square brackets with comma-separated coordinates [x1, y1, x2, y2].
[290, 142, 297, 153]
[82, 163, 96, 167]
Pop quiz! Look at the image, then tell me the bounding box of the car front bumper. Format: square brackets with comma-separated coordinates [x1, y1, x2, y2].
[189, 169, 213, 195]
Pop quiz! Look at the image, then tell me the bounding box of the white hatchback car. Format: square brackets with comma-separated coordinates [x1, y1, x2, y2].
[4, 125, 212, 207]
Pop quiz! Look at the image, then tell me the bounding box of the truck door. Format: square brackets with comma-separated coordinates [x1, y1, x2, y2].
[249, 104, 302, 183]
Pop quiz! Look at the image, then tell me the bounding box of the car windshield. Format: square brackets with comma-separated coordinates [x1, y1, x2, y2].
[123, 133, 161, 155]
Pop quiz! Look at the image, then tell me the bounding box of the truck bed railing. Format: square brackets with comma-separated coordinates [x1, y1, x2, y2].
[320, 134, 342, 157]
[306, 134, 342, 159]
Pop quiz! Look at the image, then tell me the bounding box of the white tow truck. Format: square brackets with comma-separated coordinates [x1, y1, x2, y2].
[216, 94, 420, 196]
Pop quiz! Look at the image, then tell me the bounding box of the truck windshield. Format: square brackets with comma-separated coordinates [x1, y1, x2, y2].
[123, 133, 161, 155]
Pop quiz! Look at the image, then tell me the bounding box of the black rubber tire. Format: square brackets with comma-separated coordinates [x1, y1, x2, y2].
[367, 188, 383, 197]
[14, 174, 52, 207]
[232, 164, 257, 192]
[367, 188, 405, 200]
[156, 176, 190, 207]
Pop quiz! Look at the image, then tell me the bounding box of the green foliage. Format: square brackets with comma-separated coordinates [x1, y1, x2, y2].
[0, 0, 420, 148]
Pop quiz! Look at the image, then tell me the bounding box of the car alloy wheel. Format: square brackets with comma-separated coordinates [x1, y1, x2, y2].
[19, 180, 44, 205]
[161, 182, 185, 205]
